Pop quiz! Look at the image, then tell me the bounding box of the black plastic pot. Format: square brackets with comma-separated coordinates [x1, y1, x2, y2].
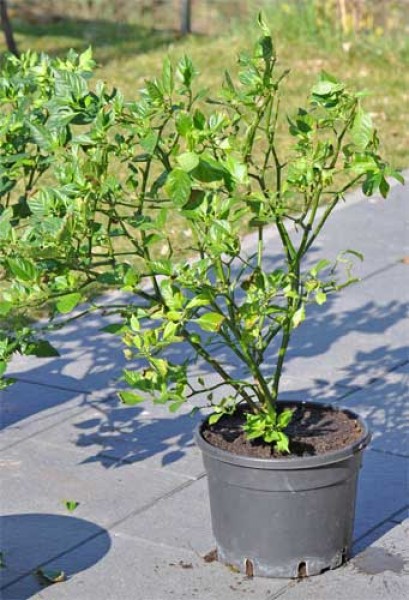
[195, 400, 371, 578]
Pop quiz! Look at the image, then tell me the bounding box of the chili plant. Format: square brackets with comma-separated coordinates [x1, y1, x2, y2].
[0, 17, 402, 451]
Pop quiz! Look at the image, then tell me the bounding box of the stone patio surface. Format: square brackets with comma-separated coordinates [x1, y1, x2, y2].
[1, 175, 408, 599]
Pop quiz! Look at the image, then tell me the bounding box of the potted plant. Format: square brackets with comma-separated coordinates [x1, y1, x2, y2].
[0, 17, 402, 577]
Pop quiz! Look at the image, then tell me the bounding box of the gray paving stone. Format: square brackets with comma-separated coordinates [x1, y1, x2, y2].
[242, 176, 408, 280]
[6, 313, 127, 393]
[26, 401, 206, 479]
[281, 264, 408, 389]
[352, 520, 399, 555]
[0, 382, 90, 450]
[270, 520, 409, 600]
[391, 507, 409, 524]
[337, 367, 409, 456]
[0, 437, 191, 537]
[114, 477, 213, 554]
[0, 513, 111, 594]
[354, 449, 409, 540]
[1, 531, 288, 600]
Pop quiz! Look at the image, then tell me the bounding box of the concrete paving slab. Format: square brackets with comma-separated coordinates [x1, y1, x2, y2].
[0, 382, 91, 450]
[0, 513, 111, 594]
[354, 449, 409, 541]
[271, 520, 409, 600]
[352, 520, 399, 556]
[114, 477, 213, 554]
[6, 314, 127, 393]
[282, 263, 408, 388]
[1, 531, 288, 600]
[337, 366, 409, 456]
[27, 402, 206, 479]
[391, 508, 409, 524]
[0, 437, 192, 536]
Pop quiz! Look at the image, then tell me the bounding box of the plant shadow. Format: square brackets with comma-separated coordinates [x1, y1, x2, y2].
[3, 256, 408, 555]
[0, 513, 111, 600]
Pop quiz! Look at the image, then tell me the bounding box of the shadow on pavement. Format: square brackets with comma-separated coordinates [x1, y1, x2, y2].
[0, 513, 111, 599]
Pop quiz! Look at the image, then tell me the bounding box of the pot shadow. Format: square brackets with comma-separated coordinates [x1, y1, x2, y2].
[0, 513, 111, 600]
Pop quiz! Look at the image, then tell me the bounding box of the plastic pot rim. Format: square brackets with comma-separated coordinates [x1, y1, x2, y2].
[195, 399, 371, 470]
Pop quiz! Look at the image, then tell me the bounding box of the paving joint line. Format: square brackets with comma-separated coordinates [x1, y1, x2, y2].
[352, 504, 409, 550]
[360, 258, 409, 284]
[267, 581, 298, 600]
[11, 376, 92, 395]
[0, 405, 90, 453]
[368, 446, 409, 460]
[330, 358, 409, 404]
[1, 475, 204, 592]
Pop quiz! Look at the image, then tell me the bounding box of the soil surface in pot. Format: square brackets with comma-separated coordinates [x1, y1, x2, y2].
[202, 404, 364, 458]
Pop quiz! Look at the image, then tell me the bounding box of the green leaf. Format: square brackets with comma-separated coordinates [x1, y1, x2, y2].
[54, 69, 88, 99]
[176, 55, 197, 88]
[162, 57, 174, 95]
[275, 431, 290, 453]
[140, 130, 158, 155]
[186, 294, 211, 310]
[55, 293, 82, 314]
[257, 11, 271, 36]
[292, 306, 305, 328]
[118, 391, 145, 405]
[0, 361, 7, 377]
[191, 158, 226, 183]
[101, 323, 126, 335]
[163, 321, 178, 341]
[63, 500, 79, 512]
[36, 568, 66, 584]
[0, 301, 13, 316]
[208, 412, 223, 425]
[196, 312, 225, 332]
[277, 409, 293, 430]
[78, 46, 95, 71]
[176, 113, 193, 137]
[310, 259, 331, 277]
[315, 291, 327, 305]
[151, 357, 168, 377]
[169, 399, 185, 413]
[391, 171, 404, 185]
[7, 257, 38, 282]
[149, 259, 173, 276]
[165, 168, 192, 206]
[29, 123, 53, 150]
[379, 176, 390, 199]
[342, 249, 364, 262]
[176, 152, 199, 172]
[351, 108, 373, 150]
[26, 340, 60, 358]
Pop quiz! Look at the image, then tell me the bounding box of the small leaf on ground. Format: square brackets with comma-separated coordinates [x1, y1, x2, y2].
[36, 568, 67, 584]
[63, 500, 79, 512]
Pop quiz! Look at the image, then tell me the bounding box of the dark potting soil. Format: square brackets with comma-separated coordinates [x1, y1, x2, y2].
[201, 404, 364, 458]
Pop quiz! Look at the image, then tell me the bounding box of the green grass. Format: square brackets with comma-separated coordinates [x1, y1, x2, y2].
[4, 4, 408, 169]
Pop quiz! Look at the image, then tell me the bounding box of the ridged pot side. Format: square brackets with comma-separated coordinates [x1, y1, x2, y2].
[195, 401, 371, 578]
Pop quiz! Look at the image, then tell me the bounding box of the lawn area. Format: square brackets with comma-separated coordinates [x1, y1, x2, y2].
[2, 1, 408, 169]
